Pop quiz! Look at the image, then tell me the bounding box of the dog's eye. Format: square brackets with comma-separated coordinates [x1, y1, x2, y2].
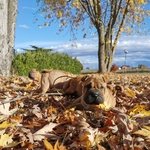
[99, 85, 104, 90]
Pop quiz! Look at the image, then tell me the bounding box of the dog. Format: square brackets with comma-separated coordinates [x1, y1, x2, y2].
[64, 74, 117, 109]
[28, 69, 117, 109]
[28, 69, 41, 84]
[40, 69, 76, 94]
[62, 74, 89, 97]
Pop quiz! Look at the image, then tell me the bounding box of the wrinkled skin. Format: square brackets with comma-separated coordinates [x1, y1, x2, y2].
[40, 69, 76, 94]
[65, 74, 117, 110]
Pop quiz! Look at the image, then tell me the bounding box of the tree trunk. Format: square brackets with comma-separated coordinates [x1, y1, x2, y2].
[97, 24, 106, 73]
[0, 0, 18, 76]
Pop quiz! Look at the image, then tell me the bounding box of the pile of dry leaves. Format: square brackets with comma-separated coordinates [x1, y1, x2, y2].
[0, 73, 150, 150]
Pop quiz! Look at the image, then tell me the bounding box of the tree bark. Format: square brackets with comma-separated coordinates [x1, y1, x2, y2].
[97, 24, 106, 73]
[0, 0, 18, 76]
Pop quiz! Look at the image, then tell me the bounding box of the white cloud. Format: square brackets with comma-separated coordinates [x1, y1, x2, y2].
[19, 24, 30, 29]
[22, 6, 36, 10]
[15, 35, 150, 69]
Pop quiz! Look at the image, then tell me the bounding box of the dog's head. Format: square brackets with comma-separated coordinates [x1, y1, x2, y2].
[28, 69, 41, 83]
[82, 74, 107, 105]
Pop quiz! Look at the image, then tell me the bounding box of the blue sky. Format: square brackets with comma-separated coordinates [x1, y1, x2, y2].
[15, 0, 150, 69]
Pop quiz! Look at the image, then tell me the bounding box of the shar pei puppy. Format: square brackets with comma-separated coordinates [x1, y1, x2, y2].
[28, 69, 41, 84]
[28, 69, 75, 93]
[63, 74, 117, 109]
[39, 69, 76, 94]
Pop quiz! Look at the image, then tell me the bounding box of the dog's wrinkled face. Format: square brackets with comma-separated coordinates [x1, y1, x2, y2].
[82, 75, 106, 105]
[28, 69, 41, 83]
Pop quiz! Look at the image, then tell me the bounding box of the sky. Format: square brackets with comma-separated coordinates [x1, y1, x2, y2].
[15, 0, 150, 70]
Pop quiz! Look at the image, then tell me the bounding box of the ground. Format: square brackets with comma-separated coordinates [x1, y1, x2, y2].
[0, 73, 150, 149]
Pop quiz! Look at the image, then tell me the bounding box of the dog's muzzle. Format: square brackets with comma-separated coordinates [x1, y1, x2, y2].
[83, 89, 104, 105]
[28, 72, 35, 80]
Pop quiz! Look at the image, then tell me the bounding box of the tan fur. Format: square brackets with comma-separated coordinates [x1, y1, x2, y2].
[28, 69, 41, 84]
[63, 74, 90, 96]
[65, 74, 116, 110]
[29, 69, 117, 109]
[40, 69, 76, 94]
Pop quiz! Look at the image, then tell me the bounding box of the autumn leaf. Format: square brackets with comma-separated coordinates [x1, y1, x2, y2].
[0, 121, 16, 130]
[99, 104, 110, 110]
[0, 134, 9, 147]
[129, 104, 150, 117]
[133, 126, 150, 139]
[54, 140, 59, 150]
[26, 82, 35, 90]
[0, 102, 18, 115]
[125, 87, 136, 98]
[43, 140, 65, 150]
[56, 10, 63, 18]
[79, 131, 92, 149]
[43, 139, 54, 150]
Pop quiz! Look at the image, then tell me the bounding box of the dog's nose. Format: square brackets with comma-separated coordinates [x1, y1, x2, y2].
[91, 93, 98, 99]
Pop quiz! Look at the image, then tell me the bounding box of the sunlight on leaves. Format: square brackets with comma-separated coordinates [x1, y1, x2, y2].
[56, 10, 63, 18]
[0, 134, 9, 147]
[43, 139, 54, 150]
[129, 104, 150, 117]
[0, 121, 16, 130]
[133, 126, 150, 139]
[125, 88, 136, 98]
[26, 82, 34, 90]
[99, 104, 110, 110]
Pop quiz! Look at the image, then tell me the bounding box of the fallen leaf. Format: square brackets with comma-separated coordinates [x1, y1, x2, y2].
[0, 121, 16, 130]
[133, 126, 150, 139]
[0, 100, 18, 115]
[129, 104, 150, 118]
[125, 88, 136, 98]
[33, 123, 57, 140]
[0, 134, 9, 147]
[43, 139, 54, 150]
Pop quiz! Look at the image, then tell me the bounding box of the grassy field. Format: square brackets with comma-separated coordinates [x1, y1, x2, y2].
[81, 68, 150, 74]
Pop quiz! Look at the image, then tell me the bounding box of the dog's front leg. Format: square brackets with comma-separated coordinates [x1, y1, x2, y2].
[66, 96, 82, 109]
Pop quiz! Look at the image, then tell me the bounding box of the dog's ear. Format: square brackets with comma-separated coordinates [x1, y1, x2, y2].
[115, 85, 124, 92]
[106, 84, 124, 95]
[41, 69, 52, 73]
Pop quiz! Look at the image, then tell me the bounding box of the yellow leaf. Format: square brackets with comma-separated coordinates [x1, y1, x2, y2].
[99, 104, 110, 110]
[0, 121, 16, 130]
[43, 139, 54, 150]
[0, 134, 9, 147]
[129, 104, 150, 117]
[54, 140, 59, 150]
[56, 10, 63, 18]
[133, 126, 150, 139]
[125, 88, 136, 98]
[64, 107, 75, 114]
[138, 0, 146, 4]
[72, 0, 81, 8]
[144, 126, 150, 131]
[79, 131, 90, 141]
[26, 82, 33, 89]
[86, 140, 91, 149]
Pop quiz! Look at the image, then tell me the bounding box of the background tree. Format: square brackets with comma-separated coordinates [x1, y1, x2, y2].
[36, 0, 150, 72]
[0, 0, 18, 76]
[110, 64, 119, 72]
